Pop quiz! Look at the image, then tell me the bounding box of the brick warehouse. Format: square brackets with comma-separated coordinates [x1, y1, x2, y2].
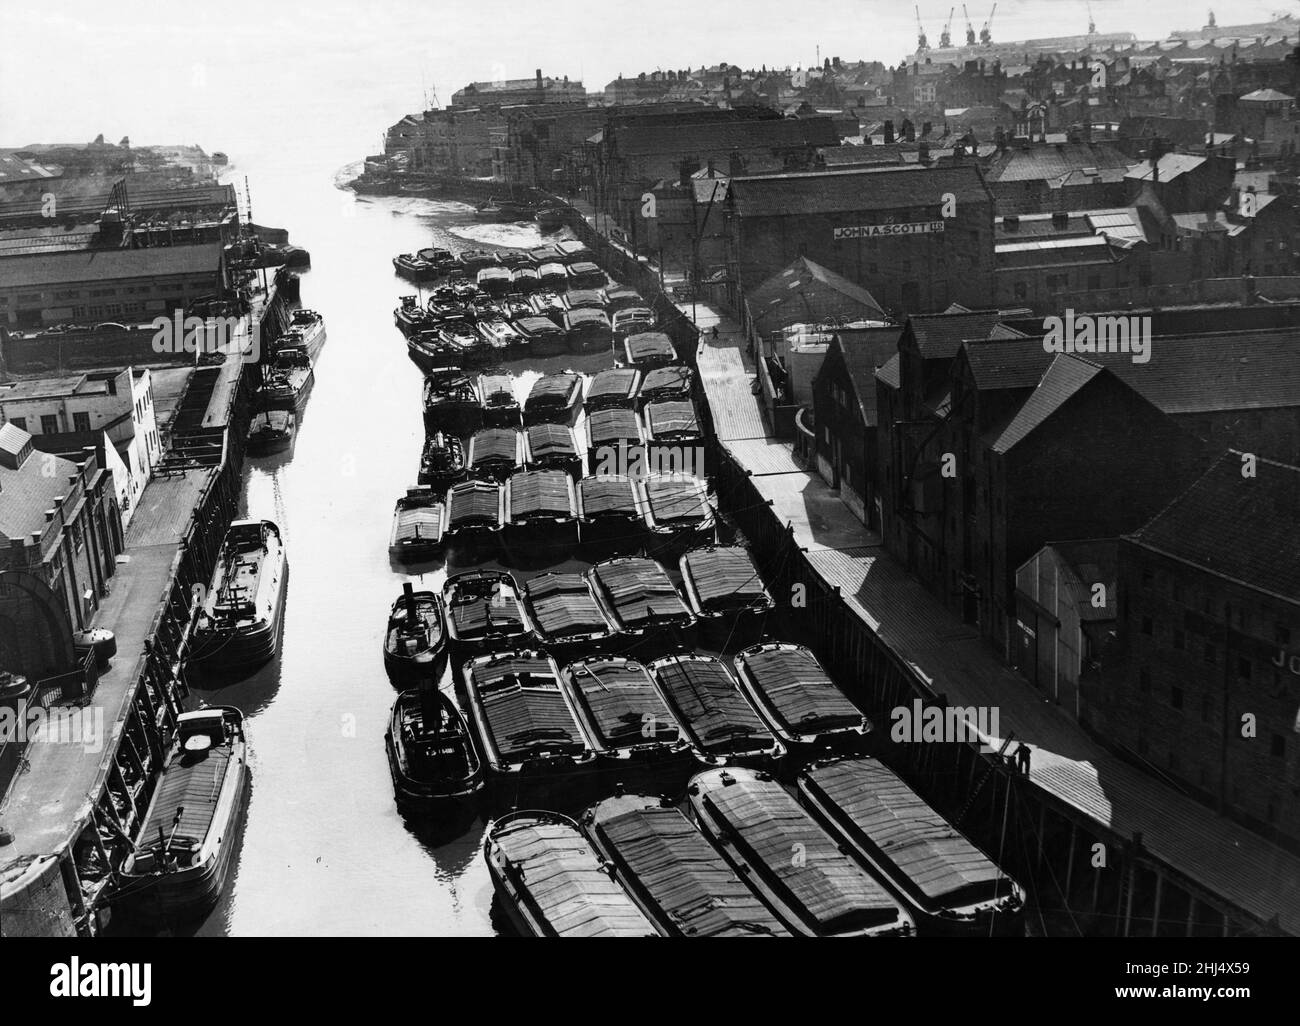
[722, 164, 995, 318]
[1089, 452, 1300, 852]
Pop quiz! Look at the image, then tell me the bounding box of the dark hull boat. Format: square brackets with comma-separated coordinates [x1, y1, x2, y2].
[388, 486, 445, 563]
[622, 331, 677, 369]
[523, 423, 581, 478]
[462, 651, 598, 803]
[575, 475, 647, 559]
[442, 480, 503, 565]
[474, 199, 537, 222]
[383, 584, 448, 689]
[395, 295, 433, 337]
[535, 207, 567, 232]
[407, 330, 459, 373]
[393, 253, 437, 282]
[192, 520, 288, 674]
[417, 431, 467, 491]
[587, 556, 696, 655]
[484, 811, 657, 937]
[687, 767, 915, 938]
[561, 657, 697, 794]
[386, 687, 483, 805]
[648, 654, 783, 767]
[477, 373, 522, 427]
[798, 757, 1026, 936]
[117, 708, 249, 923]
[581, 794, 789, 937]
[643, 399, 707, 477]
[584, 367, 640, 411]
[502, 469, 578, 565]
[680, 546, 775, 648]
[733, 643, 873, 757]
[443, 569, 531, 656]
[286, 309, 326, 362]
[640, 474, 716, 558]
[584, 408, 643, 477]
[467, 427, 524, 482]
[523, 372, 582, 425]
[521, 573, 616, 658]
[515, 315, 566, 356]
[260, 344, 314, 414]
[423, 370, 483, 437]
[637, 365, 694, 406]
[247, 408, 295, 455]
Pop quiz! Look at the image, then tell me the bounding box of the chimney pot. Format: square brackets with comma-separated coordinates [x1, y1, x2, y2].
[45, 510, 56, 522]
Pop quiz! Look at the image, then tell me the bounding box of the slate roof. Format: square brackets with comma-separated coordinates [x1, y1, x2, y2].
[0, 424, 78, 542]
[983, 142, 1132, 183]
[1124, 153, 1207, 182]
[727, 163, 991, 218]
[1127, 451, 1300, 604]
[0, 241, 223, 288]
[904, 309, 1009, 360]
[875, 353, 901, 389]
[822, 328, 904, 425]
[747, 256, 887, 329]
[990, 354, 1102, 454]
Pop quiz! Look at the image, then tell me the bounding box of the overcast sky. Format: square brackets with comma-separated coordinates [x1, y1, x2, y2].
[1, 0, 1293, 160]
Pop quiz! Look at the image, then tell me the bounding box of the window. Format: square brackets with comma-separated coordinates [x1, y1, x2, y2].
[73, 412, 90, 433]
[40, 415, 58, 435]
[9, 416, 26, 431]
[1170, 686, 1183, 710]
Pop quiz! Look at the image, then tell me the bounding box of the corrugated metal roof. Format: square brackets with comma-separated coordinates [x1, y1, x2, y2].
[0, 241, 223, 288]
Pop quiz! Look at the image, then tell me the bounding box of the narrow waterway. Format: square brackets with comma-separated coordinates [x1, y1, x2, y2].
[186, 157, 581, 936]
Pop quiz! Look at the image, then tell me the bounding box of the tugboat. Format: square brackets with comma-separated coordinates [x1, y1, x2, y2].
[192, 520, 288, 673]
[437, 317, 488, 368]
[117, 707, 249, 923]
[422, 370, 483, 437]
[476, 373, 522, 427]
[246, 408, 295, 455]
[388, 486, 445, 563]
[535, 206, 567, 232]
[394, 295, 433, 337]
[259, 343, 314, 413]
[417, 431, 467, 490]
[385, 686, 484, 806]
[382, 583, 448, 688]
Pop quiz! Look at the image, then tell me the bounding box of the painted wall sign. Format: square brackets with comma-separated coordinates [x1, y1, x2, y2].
[833, 220, 945, 240]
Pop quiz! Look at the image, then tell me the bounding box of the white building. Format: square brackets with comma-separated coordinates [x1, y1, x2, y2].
[0, 367, 160, 525]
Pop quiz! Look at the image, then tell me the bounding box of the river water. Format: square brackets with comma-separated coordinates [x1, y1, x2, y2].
[184, 157, 585, 936]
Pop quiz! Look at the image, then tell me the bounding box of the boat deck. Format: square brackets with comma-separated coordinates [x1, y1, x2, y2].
[524, 574, 610, 640]
[803, 758, 1007, 908]
[698, 772, 903, 934]
[492, 817, 656, 937]
[591, 558, 691, 629]
[643, 476, 711, 527]
[392, 504, 443, 545]
[566, 661, 681, 748]
[682, 547, 769, 612]
[474, 659, 586, 761]
[644, 400, 699, 440]
[139, 747, 234, 847]
[638, 365, 693, 403]
[592, 801, 790, 937]
[651, 658, 771, 756]
[737, 646, 862, 732]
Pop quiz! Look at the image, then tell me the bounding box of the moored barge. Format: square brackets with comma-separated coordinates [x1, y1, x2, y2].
[581, 794, 789, 937]
[443, 569, 531, 655]
[417, 431, 467, 490]
[192, 520, 288, 673]
[587, 556, 695, 653]
[575, 475, 648, 558]
[423, 370, 483, 437]
[523, 372, 582, 425]
[649, 654, 782, 767]
[798, 756, 1026, 936]
[523, 422, 581, 478]
[502, 469, 578, 564]
[680, 545, 775, 647]
[383, 583, 448, 688]
[467, 427, 525, 482]
[584, 367, 641, 411]
[640, 474, 715, 556]
[688, 766, 915, 938]
[521, 573, 617, 657]
[484, 811, 657, 937]
[442, 479, 503, 564]
[388, 485, 445, 563]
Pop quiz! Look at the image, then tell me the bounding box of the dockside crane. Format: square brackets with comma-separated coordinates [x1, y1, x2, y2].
[940, 7, 954, 48]
[963, 4, 976, 45]
[979, 2, 996, 45]
[915, 6, 929, 51]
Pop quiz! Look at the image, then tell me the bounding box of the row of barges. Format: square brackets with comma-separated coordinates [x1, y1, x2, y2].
[247, 308, 327, 453]
[389, 472, 714, 564]
[486, 758, 1025, 938]
[393, 239, 596, 283]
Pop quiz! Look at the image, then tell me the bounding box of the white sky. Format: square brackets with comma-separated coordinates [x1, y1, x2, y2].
[1, 0, 1294, 160]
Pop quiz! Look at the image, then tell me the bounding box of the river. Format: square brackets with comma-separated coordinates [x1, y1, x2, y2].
[185, 157, 580, 937]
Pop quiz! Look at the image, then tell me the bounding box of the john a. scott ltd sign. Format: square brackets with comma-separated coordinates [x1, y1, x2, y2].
[833, 220, 946, 240]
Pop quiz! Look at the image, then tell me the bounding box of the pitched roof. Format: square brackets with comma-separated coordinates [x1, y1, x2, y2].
[748, 256, 887, 332]
[611, 117, 838, 159]
[821, 328, 904, 425]
[1240, 88, 1294, 102]
[0, 425, 79, 541]
[984, 142, 1132, 183]
[727, 163, 991, 218]
[991, 354, 1102, 453]
[1124, 153, 1207, 182]
[960, 329, 1300, 414]
[904, 309, 1009, 360]
[875, 353, 901, 389]
[0, 241, 223, 289]
[1128, 451, 1300, 604]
